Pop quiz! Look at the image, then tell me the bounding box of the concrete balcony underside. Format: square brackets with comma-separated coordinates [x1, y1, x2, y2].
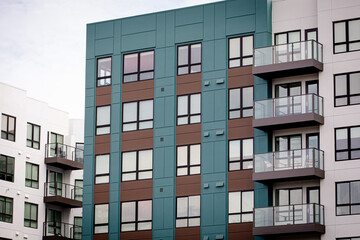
[45, 157, 83, 170]
[253, 223, 325, 236]
[253, 167, 325, 183]
[44, 196, 82, 208]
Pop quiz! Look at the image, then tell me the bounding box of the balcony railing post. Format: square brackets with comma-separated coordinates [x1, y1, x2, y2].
[292, 205, 295, 224]
[313, 203, 315, 223]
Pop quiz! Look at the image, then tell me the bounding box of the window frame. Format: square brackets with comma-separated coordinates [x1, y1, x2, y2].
[176, 195, 201, 228]
[274, 30, 301, 45]
[120, 200, 152, 232]
[74, 179, 83, 201]
[334, 71, 360, 107]
[228, 190, 254, 224]
[176, 144, 201, 176]
[122, 99, 154, 132]
[177, 93, 201, 126]
[336, 180, 360, 216]
[95, 154, 110, 184]
[228, 35, 254, 68]
[333, 18, 360, 54]
[0, 196, 13, 223]
[26, 123, 40, 150]
[94, 204, 109, 234]
[337, 237, 360, 240]
[305, 28, 318, 41]
[24, 202, 38, 229]
[96, 57, 112, 87]
[177, 43, 202, 75]
[96, 105, 111, 135]
[121, 149, 153, 182]
[228, 86, 254, 119]
[0, 154, 14, 183]
[73, 217, 82, 240]
[123, 50, 154, 83]
[228, 138, 254, 171]
[1, 114, 16, 142]
[335, 126, 360, 161]
[25, 162, 39, 189]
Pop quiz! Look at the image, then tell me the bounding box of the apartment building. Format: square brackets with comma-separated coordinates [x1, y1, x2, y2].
[83, 0, 360, 239]
[0, 83, 84, 240]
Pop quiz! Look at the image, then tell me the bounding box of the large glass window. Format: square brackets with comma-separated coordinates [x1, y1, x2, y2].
[97, 57, 112, 87]
[177, 94, 201, 125]
[177, 43, 201, 75]
[177, 144, 201, 176]
[74, 180, 83, 201]
[0, 196, 13, 223]
[25, 162, 39, 189]
[122, 149, 153, 181]
[94, 204, 109, 234]
[336, 181, 360, 216]
[73, 217, 82, 240]
[275, 134, 302, 151]
[176, 195, 200, 228]
[24, 202, 38, 228]
[275, 30, 301, 45]
[0, 154, 14, 182]
[26, 123, 40, 149]
[96, 106, 111, 135]
[49, 132, 64, 156]
[48, 171, 62, 196]
[335, 126, 360, 161]
[123, 100, 153, 132]
[121, 200, 152, 232]
[228, 35, 254, 68]
[229, 138, 253, 171]
[95, 154, 110, 184]
[334, 18, 360, 53]
[228, 191, 254, 223]
[229, 87, 253, 119]
[47, 209, 61, 235]
[275, 188, 302, 206]
[123, 51, 154, 83]
[1, 114, 16, 142]
[335, 72, 360, 107]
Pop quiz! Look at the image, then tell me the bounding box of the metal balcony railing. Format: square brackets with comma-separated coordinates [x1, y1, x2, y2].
[45, 143, 84, 163]
[254, 40, 323, 67]
[44, 182, 83, 202]
[43, 221, 82, 239]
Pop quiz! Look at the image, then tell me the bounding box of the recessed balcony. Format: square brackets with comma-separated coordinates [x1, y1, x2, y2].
[44, 182, 82, 208]
[253, 148, 324, 182]
[253, 94, 324, 130]
[45, 143, 83, 170]
[253, 203, 325, 236]
[43, 221, 82, 240]
[253, 40, 323, 78]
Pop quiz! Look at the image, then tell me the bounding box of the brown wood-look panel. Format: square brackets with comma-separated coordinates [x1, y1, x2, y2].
[175, 227, 201, 240]
[228, 170, 254, 192]
[94, 183, 109, 204]
[228, 66, 254, 89]
[176, 175, 201, 197]
[121, 129, 153, 152]
[120, 230, 152, 240]
[122, 80, 154, 102]
[95, 135, 111, 155]
[228, 222, 253, 240]
[176, 124, 201, 145]
[176, 73, 202, 95]
[96, 85, 112, 106]
[228, 118, 254, 140]
[120, 179, 153, 201]
[93, 234, 108, 240]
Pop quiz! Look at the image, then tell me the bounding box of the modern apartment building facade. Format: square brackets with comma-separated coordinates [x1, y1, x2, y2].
[0, 83, 84, 240]
[83, 0, 360, 239]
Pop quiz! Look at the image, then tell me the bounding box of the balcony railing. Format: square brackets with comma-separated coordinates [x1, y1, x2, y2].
[46, 143, 84, 163]
[254, 203, 325, 235]
[43, 221, 82, 239]
[44, 182, 83, 201]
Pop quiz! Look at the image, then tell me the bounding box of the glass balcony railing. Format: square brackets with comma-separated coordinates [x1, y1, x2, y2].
[45, 143, 84, 163]
[44, 182, 83, 202]
[254, 40, 323, 67]
[254, 94, 323, 120]
[43, 221, 82, 239]
[254, 148, 324, 173]
[254, 203, 324, 228]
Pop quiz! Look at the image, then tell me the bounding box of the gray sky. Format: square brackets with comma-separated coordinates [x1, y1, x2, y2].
[0, 0, 220, 119]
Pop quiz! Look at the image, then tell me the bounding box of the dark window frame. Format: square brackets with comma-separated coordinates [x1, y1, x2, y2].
[122, 99, 154, 132]
[25, 162, 39, 189]
[94, 154, 110, 184]
[228, 190, 254, 224]
[1, 114, 16, 142]
[96, 57, 112, 87]
[333, 18, 360, 54]
[307, 186, 320, 204]
[228, 34, 254, 68]
[275, 134, 302, 151]
[337, 237, 360, 240]
[336, 180, 360, 216]
[275, 187, 303, 206]
[26, 122, 40, 150]
[0, 196, 13, 223]
[228, 86, 254, 119]
[74, 179, 83, 201]
[120, 200, 152, 232]
[176, 93, 201, 126]
[335, 126, 360, 161]
[24, 202, 38, 229]
[94, 203, 109, 234]
[176, 144, 201, 176]
[121, 149, 153, 182]
[334, 71, 360, 107]
[274, 30, 301, 45]
[73, 216, 82, 240]
[177, 43, 202, 75]
[123, 50, 154, 83]
[96, 105, 111, 136]
[228, 138, 254, 171]
[176, 195, 200, 228]
[305, 28, 318, 41]
[305, 80, 319, 95]
[0, 154, 14, 183]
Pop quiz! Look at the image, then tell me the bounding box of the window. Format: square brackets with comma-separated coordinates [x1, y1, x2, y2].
[334, 72, 360, 107]
[228, 35, 254, 68]
[177, 43, 201, 75]
[26, 123, 40, 149]
[335, 126, 360, 161]
[229, 87, 253, 119]
[48, 171, 62, 196]
[74, 180, 83, 201]
[0, 196, 13, 223]
[177, 94, 201, 125]
[123, 51, 154, 83]
[229, 138, 253, 171]
[275, 30, 301, 45]
[334, 18, 360, 53]
[337, 237, 360, 240]
[49, 132, 64, 156]
[47, 209, 61, 235]
[95, 154, 110, 184]
[94, 204, 109, 234]
[1, 114, 16, 141]
[121, 200, 152, 232]
[176, 195, 200, 228]
[123, 100, 153, 132]
[96, 105, 111, 135]
[275, 188, 302, 206]
[336, 181, 360, 216]
[275, 134, 302, 151]
[75, 142, 84, 162]
[228, 191, 254, 223]
[25, 162, 39, 189]
[177, 144, 201, 176]
[74, 217, 82, 240]
[97, 57, 112, 87]
[24, 202, 38, 228]
[122, 149, 152, 181]
[0, 155, 14, 182]
[305, 28, 318, 41]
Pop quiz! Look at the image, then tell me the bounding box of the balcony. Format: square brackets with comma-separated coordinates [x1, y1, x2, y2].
[44, 182, 82, 208]
[43, 222, 82, 240]
[253, 203, 325, 236]
[253, 148, 324, 182]
[45, 143, 83, 170]
[253, 94, 324, 130]
[253, 40, 323, 78]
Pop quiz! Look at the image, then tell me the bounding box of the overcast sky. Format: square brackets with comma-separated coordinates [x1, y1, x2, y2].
[0, 0, 220, 119]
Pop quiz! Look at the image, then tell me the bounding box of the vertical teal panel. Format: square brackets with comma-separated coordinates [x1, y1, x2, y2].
[165, 12, 175, 47]
[86, 24, 95, 59]
[214, 2, 226, 39]
[204, 4, 215, 41]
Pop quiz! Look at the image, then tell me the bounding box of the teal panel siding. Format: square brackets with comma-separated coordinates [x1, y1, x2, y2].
[226, 0, 255, 18]
[95, 37, 114, 56]
[156, 14, 166, 48]
[214, 2, 226, 39]
[175, 6, 203, 26]
[121, 31, 156, 52]
[204, 4, 215, 41]
[95, 21, 114, 39]
[86, 24, 95, 59]
[226, 15, 256, 36]
[165, 12, 175, 47]
[165, 47, 175, 78]
[214, 39, 226, 70]
[114, 21, 122, 55]
[121, 14, 156, 35]
[175, 23, 203, 43]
